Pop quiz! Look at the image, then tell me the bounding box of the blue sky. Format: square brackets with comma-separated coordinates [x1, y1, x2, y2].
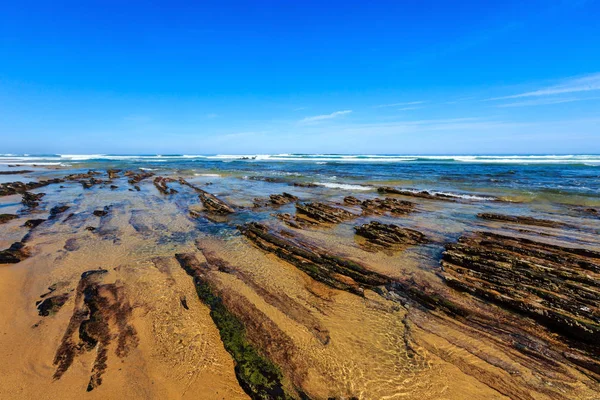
[1, 0, 599, 154]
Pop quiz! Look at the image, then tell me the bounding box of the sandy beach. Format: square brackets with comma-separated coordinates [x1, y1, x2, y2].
[0, 160, 598, 399]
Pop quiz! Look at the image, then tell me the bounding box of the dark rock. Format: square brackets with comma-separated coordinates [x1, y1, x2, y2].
[293, 182, 318, 188]
[378, 186, 457, 201]
[124, 170, 154, 185]
[49, 205, 70, 219]
[295, 202, 357, 224]
[106, 169, 121, 179]
[21, 191, 45, 209]
[441, 231, 600, 346]
[24, 219, 45, 228]
[53, 269, 138, 391]
[253, 192, 298, 208]
[37, 293, 70, 316]
[477, 213, 567, 228]
[275, 213, 318, 229]
[179, 178, 235, 214]
[239, 222, 391, 295]
[93, 207, 110, 217]
[85, 226, 96, 232]
[0, 170, 34, 175]
[0, 178, 63, 197]
[354, 221, 427, 250]
[0, 214, 18, 224]
[153, 176, 178, 195]
[0, 242, 31, 263]
[110, 185, 118, 190]
[345, 196, 415, 215]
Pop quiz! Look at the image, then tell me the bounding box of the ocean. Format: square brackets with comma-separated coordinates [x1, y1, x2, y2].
[2, 154, 599, 205]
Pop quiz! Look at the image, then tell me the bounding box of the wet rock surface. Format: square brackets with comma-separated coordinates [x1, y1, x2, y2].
[477, 212, 569, 228]
[175, 252, 294, 399]
[354, 221, 427, 251]
[0, 178, 63, 196]
[0, 170, 34, 175]
[344, 196, 416, 215]
[36, 293, 70, 316]
[0, 213, 18, 224]
[179, 178, 235, 214]
[441, 231, 600, 350]
[22, 191, 45, 209]
[253, 192, 298, 208]
[53, 269, 138, 392]
[0, 242, 31, 263]
[240, 222, 391, 295]
[124, 170, 155, 185]
[153, 176, 178, 195]
[285, 202, 357, 227]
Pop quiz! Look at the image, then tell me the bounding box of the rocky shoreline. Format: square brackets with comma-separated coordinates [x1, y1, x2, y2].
[0, 168, 598, 399]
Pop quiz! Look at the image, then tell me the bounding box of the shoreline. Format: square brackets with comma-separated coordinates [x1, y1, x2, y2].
[0, 165, 598, 399]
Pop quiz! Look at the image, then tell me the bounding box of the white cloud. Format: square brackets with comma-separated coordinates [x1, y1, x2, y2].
[490, 72, 600, 100]
[398, 106, 423, 111]
[374, 101, 425, 108]
[300, 110, 352, 123]
[496, 97, 596, 107]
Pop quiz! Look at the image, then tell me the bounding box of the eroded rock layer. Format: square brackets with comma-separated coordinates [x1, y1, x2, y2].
[441, 231, 600, 349]
[239, 222, 391, 295]
[354, 221, 427, 251]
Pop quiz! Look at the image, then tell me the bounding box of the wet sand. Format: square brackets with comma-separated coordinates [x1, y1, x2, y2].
[0, 167, 598, 399]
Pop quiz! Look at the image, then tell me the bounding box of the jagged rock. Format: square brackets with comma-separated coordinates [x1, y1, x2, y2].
[0, 214, 18, 224]
[0, 170, 33, 175]
[153, 176, 178, 195]
[477, 213, 567, 228]
[93, 207, 109, 217]
[64, 170, 101, 181]
[253, 193, 298, 208]
[378, 186, 457, 201]
[49, 205, 70, 219]
[354, 221, 427, 250]
[292, 182, 318, 188]
[36, 293, 70, 316]
[179, 178, 235, 214]
[239, 222, 391, 295]
[295, 202, 357, 224]
[24, 219, 45, 228]
[106, 169, 121, 179]
[124, 170, 154, 185]
[344, 196, 415, 215]
[343, 196, 362, 205]
[0, 178, 63, 197]
[441, 231, 600, 346]
[21, 192, 45, 209]
[80, 178, 105, 189]
[0, 242, 31, 263]
[274, 213, 318, 229]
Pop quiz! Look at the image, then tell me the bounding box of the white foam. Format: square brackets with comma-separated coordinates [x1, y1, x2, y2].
[313, 182, 373, 191]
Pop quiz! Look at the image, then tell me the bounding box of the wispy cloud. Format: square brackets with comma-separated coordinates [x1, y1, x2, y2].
[490, 72, 600, 100]
[205, 113, 219, 119]
[300, 110, 352, 123]
[374, 101, 425, 108]
[398, 106, 423, 111]
[496, 96, 600, 107]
